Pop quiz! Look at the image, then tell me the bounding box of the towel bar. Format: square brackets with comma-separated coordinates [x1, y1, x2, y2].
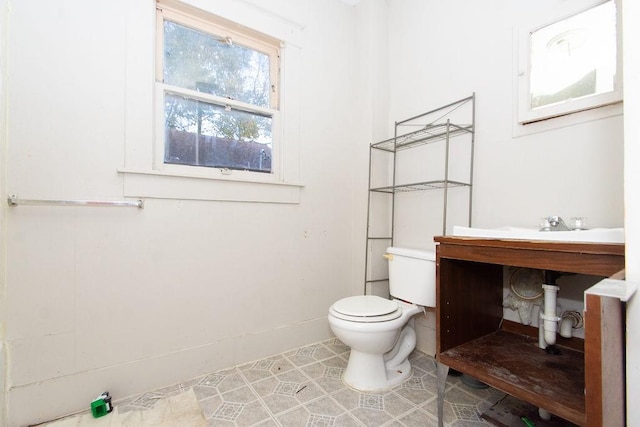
[7, 194, 144, 209]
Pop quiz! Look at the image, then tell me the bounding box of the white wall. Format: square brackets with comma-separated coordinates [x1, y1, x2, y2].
[378, 0, 635, 420]
[1, 0, 636, 425]
[2, 0, 366, 425]
[384, 0, 624, 235]
[623, 0, 640, 422]
[0, 0, 8, 422]
[368, 0, 626, 355]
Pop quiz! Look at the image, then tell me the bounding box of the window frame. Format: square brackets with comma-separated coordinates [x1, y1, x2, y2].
[121, 0, 303, 203]
[155, 1, 283, 184]
[516, 0, 623, 125]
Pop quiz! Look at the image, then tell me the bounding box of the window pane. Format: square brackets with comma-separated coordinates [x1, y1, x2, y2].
[165, 94, 272, 173]
[529, 1, 617, 110]
[164, 21, 271, 108]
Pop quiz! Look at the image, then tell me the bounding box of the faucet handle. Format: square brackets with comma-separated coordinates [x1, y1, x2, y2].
[570, 217, 588, 230]
[539, 217, 552, 231]
[540, 216, 570, 231]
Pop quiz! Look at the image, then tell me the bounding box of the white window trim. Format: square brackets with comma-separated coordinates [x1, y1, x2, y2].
[513, 0, 623, 136]
[120, 0, 303, 203]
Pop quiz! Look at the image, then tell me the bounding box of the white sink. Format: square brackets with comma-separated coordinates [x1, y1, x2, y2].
[452, 225, 625, 244]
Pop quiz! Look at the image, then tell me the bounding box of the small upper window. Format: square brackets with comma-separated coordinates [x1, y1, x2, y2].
[518, 0, 621, 124]
[156, 1, 280, 174]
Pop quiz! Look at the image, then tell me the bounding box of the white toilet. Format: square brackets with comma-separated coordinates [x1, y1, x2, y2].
[328, 247, 436, 391]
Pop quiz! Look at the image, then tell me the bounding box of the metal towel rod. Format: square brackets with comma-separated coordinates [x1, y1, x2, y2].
[7, 194, 144, 209]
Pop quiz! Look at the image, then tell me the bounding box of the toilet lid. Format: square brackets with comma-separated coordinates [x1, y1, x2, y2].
[332, 296, 401, 320]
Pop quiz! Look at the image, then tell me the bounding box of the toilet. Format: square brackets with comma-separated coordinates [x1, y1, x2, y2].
[328, 247, 436, 391]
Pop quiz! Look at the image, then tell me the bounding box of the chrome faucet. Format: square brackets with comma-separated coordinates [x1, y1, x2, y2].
[540, 216, 570, 231]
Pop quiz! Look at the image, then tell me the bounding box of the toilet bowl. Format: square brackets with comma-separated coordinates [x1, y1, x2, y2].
[328, 247, 436, 391]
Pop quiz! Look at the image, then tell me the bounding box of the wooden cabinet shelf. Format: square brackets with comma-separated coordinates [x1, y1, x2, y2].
[434, 236, 626, 427]
[440, 329, 585, 425]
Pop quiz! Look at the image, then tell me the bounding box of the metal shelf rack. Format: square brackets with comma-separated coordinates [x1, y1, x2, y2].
[364, 93, 475, 294]
[371, 123, 473, 152]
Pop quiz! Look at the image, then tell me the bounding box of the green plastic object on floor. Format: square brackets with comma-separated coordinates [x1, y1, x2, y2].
[521, 416, 535, 427]
[91, 391, 113, 418]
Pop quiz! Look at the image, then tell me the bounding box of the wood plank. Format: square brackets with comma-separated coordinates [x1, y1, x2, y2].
[584, 294, 625, 427]
[434, 236, 625, 256]
[584, 294, 603, 427]
[439, 330, 585, 426]
[437, 257, 503, 353]
[609, 269, 626, 280]
[435, 237, 624, 276]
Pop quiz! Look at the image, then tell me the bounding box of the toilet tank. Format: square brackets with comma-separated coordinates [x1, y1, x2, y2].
[386, 247, 436, 307]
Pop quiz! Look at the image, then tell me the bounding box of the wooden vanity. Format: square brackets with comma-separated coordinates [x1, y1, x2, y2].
[434, 236, 626, 427]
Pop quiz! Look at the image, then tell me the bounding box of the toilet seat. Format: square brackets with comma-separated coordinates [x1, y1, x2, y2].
[330, 296, 402, 322]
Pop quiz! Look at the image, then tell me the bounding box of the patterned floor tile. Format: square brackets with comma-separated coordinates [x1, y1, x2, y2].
[239, 357, 296, 383]
[393, 369, 437, 405]
[376, 393, 414, 418]
[409, 354, 437, 374]
[129, 391, 167, 409]
[349, 406, 393, 427]
[198, 394, 224, 420]
[112, 338, 502, 427]
[276, 402, 362, 427]
[192, 384, 220, 401]
[285, 343, 339, 367]
[323, 338, 350, 356]
[200, 385, 267, 425]
[451, 403, 482, 422]
[396, 407, 439, 426]
[226, 399, 273, 425]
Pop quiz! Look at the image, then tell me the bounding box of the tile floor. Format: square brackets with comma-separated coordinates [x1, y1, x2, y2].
[114, 338, 505, 426]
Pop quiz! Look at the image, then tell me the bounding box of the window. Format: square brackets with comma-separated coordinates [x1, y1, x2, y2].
[156, 1, 280, 175]
[517, 0, 622, 124]
[122, 1, 302, 203]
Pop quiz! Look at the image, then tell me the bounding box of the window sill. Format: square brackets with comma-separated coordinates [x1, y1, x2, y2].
[118, 168, 303, 204]
[512, 102, 623, 138]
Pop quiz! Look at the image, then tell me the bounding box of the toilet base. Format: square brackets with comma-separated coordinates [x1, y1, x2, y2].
[342, 350, 412, 392]
[339, 321, 418, 392]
